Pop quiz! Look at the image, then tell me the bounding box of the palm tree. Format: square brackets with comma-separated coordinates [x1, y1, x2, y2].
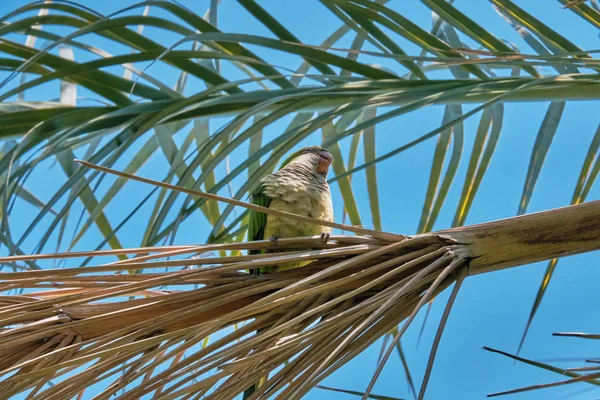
[1, 0, 600, 398]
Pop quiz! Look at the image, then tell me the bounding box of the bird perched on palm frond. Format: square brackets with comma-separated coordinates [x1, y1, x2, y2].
[247, 145, 334, 274]
[243, 146, 334, 399]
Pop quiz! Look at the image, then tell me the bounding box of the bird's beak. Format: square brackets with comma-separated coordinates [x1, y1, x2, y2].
[317, 150, 333, 174]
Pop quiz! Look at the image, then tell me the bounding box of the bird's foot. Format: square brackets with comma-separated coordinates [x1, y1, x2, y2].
[320, 232, 331, 244]
[269, 235, 279, 245]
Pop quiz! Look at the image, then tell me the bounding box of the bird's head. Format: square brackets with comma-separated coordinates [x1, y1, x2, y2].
[280, 146, 333, 176]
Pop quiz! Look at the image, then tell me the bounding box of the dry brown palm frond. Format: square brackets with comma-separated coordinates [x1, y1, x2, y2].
[0, 162, 599, 399]
[0, 232, 463, 399]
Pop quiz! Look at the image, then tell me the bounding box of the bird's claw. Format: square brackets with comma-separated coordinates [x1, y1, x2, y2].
[269, 235, 279, 245]
[320, 232, 330, 243]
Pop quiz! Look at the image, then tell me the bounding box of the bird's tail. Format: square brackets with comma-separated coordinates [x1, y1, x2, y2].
[242, 339, 265, 399]
[243, 268, 267, 398]
[242, 384, 257, 399]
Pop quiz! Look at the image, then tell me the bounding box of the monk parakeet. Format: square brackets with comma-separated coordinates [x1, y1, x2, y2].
[242, 146, 333, 399]
[247, 145, 334, 274]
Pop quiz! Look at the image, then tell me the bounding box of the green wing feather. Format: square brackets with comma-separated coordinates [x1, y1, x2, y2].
[247, 183, 271, 258]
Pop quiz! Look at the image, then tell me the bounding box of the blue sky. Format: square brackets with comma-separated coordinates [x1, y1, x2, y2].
[2, 0, 600, 399]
